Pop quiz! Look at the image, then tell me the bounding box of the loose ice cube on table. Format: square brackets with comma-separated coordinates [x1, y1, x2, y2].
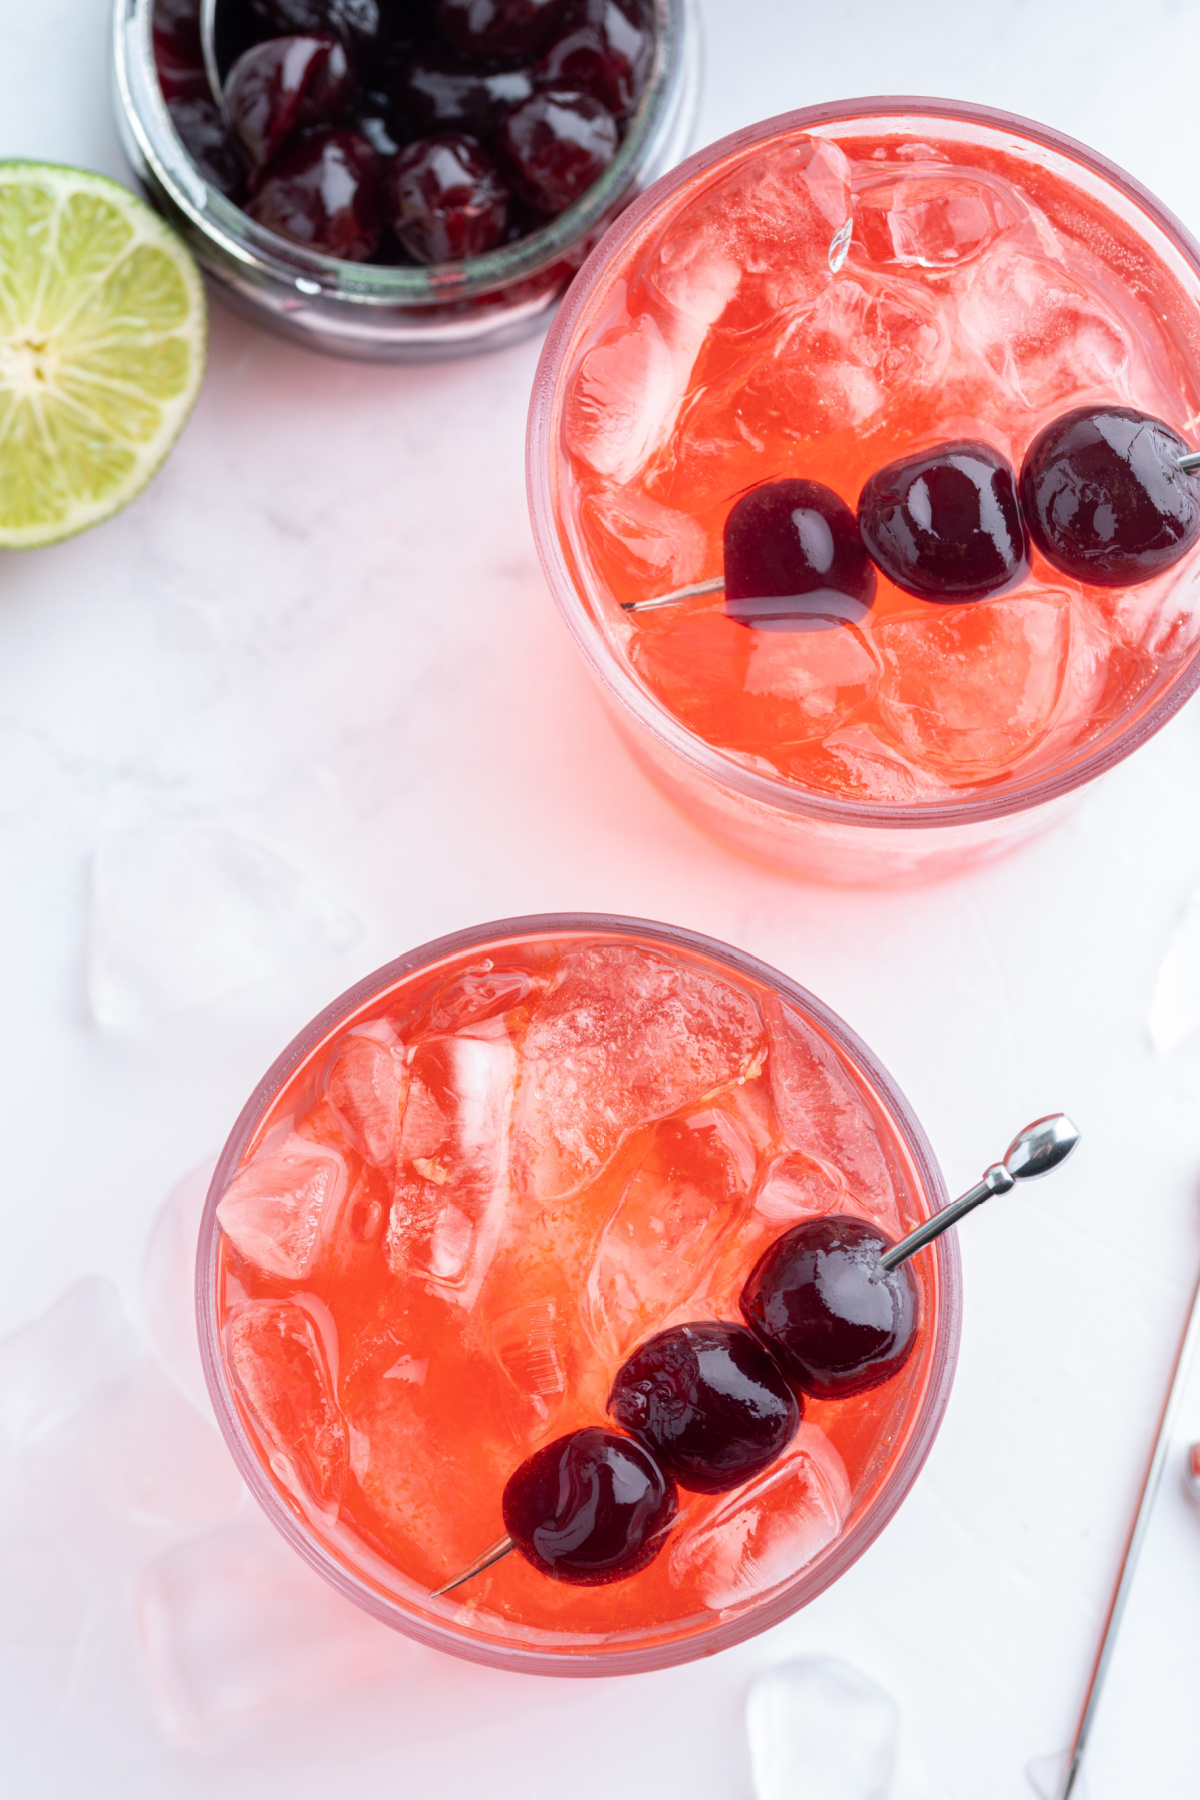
[765, 998, 898, 1230]
[584, 1111, 753, 1360]
[226, 1299, 347, 1514]
[0, 1277, 139, 1454]
[874, 595, 1071, 781]
[88, 826, 361, 1028]
[747, 1655, 900, 1800]
[668, 1424, 851, 1608]
[386, 1031, 515, 1304]
[514, 945, 765, 1199]
[137, 1518, 405, 1747]
[217, 1131, 348, 1281]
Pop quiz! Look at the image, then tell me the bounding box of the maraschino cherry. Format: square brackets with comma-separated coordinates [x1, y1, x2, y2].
[248, 126, 384, 257]
[740, 1216, 919, 1400]
[609, 1321, 800, 1493]
[226, 34, 355, 176]
[435, 0, 573, 60]
[498, 87, 619, 213]
[390, 133, 509, 262]
[723, 479, 877, 630]
[1019, 405, 1200, 587]
[501, 1427, 677, 1584]
[857, 440, 1029, 602]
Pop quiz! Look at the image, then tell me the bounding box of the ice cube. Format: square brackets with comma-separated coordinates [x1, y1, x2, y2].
[514, 944, 765, 1200]
[1149, 889, 1200, 1054]
[854, 171, 1020, 270]
[216, 1130, 348, 1281]
[485, 1298, 567, 1440]
[0, 1277, 140, 1453]
[668, 1424, 851, 1608]
[325, 1031, 408, 1171]
[87, 1358, 242, 1528]
[142, 1158, 218, 1415]
[764, 998, 900, 1230]
[565, 310, 694, 486]
[137, 1517, 407, 1747]
[428, 964, 536, 1033]
[0, 1539, 91, 1726]
[579, 483, 709, 592]
[583, 1110, 753, 1361]
[957, 247, 1130, 413]
[756, 1149, 850, 1221]
[225, 1298, 348, 1515]
[386, 1030, 515, 1306]
[874, 595, 1071, 782]
[647, 134, 853, 328]
[747, 1655, 900, 1800]
[643, 278, 945, 514]
[743, 277, 947, 442]
[88, 826, 361, 1028]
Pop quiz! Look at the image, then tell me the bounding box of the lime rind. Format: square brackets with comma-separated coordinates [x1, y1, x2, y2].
[0, 162, 207, 550]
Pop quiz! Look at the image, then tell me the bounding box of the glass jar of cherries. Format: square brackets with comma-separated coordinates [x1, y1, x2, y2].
[111, 0, 700, 360]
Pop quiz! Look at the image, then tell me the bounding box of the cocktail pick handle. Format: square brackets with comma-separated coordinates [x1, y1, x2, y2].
[877, 1113, 1080, 1274]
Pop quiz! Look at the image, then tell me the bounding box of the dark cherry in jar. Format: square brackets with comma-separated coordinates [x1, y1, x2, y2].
[248, 0, 388, 52]
[857, 440, 1030, 603]
[435, 0, 574, 60]
[389, 133, 509, 263]
[723, 479, 876, 630]
[391, 48, 534, 140]
[1018, 405, 1200, 587]
[501, 1426, 677, 1583]
[167, 97, 250, 198]
[740, 1215, 919, 1400]
[248, 125, 384, 258]
[497, 87, 618, 214]
[609, 1321, 801, 1494]
[534, 0, 654, 120]
[226, 34, 355, 175]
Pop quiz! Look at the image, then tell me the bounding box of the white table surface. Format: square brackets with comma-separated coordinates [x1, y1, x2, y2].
[4, 2, 1200, 1794]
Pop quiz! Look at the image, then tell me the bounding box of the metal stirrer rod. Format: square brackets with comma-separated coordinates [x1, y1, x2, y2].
[1057, 1258, 1200, 1799]
[430, 1534, 514, 1599]
[878, 1113, 1080, 1274]
[1178, 451, 1200, 472]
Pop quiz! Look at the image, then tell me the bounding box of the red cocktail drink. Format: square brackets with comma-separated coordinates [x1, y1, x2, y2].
[199, 915, 958, 1673]
[528, 101, 1200, 881]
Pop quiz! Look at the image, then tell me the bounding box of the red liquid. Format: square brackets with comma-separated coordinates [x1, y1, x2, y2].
[209, 927, 947, 1657]
[551, 123, 1200, 802]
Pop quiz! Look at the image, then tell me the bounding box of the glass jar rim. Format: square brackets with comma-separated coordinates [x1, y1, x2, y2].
[196, 911, 961, 1675]
[526, 95, 1200, 830]
[113, 0, 685, 304]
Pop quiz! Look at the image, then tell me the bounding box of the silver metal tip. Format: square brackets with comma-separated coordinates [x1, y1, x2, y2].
[1003, 1113, 1080, 1181]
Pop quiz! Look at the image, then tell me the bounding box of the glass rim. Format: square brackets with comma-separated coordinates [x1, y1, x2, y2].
[112, 0, 686, 305]
[196, 910, 961, 1676]
[526, 94, 1200, 831]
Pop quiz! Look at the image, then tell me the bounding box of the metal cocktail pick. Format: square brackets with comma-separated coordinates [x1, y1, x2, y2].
[620, 574, 724, 614]
[619, 454, 1200, 615]
[430, 1115, 1079, 1602]
[877, 1113, 1080, 1274]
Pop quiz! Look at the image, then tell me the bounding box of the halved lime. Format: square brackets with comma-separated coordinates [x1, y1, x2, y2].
[0, 162, 207, 550]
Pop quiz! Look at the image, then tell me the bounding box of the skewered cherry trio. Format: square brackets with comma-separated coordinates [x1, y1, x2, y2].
[632, 405, 1200, 630]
